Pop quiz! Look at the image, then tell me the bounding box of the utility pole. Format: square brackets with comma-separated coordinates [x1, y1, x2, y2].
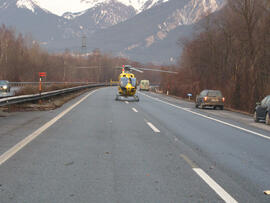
[63, 61, 66, 82]
[81, 35, 87, 55]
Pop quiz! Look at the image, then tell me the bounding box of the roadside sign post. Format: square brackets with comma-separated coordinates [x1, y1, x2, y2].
[167, 84, 170, 95]
[39, 72, 47, 93]
[38, 72, 47, 104]
[39, 78, 42, 93]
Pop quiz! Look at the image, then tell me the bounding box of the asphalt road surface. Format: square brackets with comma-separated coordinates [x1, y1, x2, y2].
[0, 87, 270, 202]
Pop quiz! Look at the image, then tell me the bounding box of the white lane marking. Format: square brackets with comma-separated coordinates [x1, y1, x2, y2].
[125, 101, 129, 104]
[193, 168, 238, 203]
[147, 122, 160, 133]
[0, 90, 97, 166]
[132, 108, 138, 113]
[139, 92, 270, 141]
[180, 154, 237, 202]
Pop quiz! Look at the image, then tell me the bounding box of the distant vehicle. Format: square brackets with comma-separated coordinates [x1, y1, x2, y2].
[139, 80, 150, 91]
[195, 90, 225, 110]
[254, 95, 270, 125]
[0, 80, 10, 93]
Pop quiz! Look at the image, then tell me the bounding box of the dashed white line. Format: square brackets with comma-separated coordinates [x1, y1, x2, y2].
[0, 90, 97, 166]
[139, 92, 270, 141]
[180, 154, 238, 203]
[193, 168, 238, 203]
[147, 122, 160, 133]
[132, 108, 138, 113]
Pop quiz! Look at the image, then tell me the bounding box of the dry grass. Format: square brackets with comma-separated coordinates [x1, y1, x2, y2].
[4, 88, 92, 112]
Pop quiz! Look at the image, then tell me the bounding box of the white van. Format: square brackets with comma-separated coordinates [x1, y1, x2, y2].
[139, 80, 150, 91]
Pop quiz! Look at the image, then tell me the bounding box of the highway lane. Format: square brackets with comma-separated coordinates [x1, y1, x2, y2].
[0, 87, 269, 202]
[143, 91, 270, 133]
[137, 91, 270, 201]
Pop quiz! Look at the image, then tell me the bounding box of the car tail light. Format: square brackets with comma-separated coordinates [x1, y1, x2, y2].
[222, 97, 225, 102]
[204, 96, 208, 102]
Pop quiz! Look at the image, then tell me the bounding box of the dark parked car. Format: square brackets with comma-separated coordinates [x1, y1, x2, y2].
[0, 80, 10, 93]
[195, 90, 225, 110]
[254, 95, 270, 125]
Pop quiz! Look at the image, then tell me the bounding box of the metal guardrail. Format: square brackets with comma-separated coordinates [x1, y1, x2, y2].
[9, 82, 96, 87]
[110, 80, 119, 85]
[0, 83, 108, 107]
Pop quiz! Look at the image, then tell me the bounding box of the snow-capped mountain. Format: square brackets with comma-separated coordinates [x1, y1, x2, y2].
[83, 0, 225, 63]
[16, 0, 39, 12]
[61, 1, 136, 40]
[141, 0, 169, 11]
[0, 0, 63, 43]
[22, 0, 170, 16]
[0, 0, 225, 63]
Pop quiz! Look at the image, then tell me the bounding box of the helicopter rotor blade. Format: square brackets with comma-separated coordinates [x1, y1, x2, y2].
[137, 68, 178, 74]
[129, 67, 144, 73]
[75, 66, 100, 69]
[115, 65, 177, 74]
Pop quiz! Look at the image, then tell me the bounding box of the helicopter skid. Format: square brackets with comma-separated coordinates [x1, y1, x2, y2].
[115, 94, 139, 102]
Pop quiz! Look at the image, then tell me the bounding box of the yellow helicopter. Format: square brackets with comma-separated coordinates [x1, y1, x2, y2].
[115, 65, 177, 102]
[115, 65, 140, 101]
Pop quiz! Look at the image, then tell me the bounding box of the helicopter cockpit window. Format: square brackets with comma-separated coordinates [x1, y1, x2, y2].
[120, 77, 129, 87]
[130, 78, 137, 87]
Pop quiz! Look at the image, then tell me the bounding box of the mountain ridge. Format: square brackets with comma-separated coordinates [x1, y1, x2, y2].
[0, 0, 225, 64]
[84, 0, 225, 63]
[14, 0, 170, 16]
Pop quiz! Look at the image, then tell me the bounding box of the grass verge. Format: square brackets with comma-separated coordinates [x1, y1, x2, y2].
[1, 88, 94, 112]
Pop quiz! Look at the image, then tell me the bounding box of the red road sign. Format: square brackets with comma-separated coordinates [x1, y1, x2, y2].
[39, 72, 46, 77]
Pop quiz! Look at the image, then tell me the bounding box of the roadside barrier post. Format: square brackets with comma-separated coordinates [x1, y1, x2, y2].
[39, 77, 42, 104]
[39, 77, 42, 94]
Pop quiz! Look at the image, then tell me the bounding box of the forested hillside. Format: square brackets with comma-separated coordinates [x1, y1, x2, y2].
[162, 0, 270, 112]
[0, 25, 165, 84]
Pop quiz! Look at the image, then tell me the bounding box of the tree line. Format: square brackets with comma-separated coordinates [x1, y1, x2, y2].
[0, 25, 131, 83]
[0, 24, 168, 88]
[162, 0, 270, 113]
